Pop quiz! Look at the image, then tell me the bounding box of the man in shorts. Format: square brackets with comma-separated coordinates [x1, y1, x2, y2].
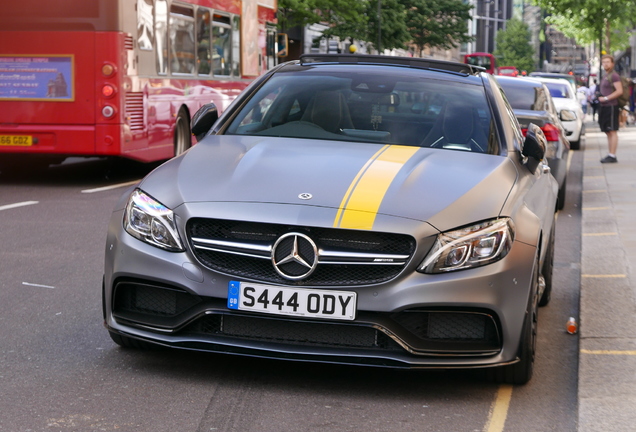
[598, 55, 623, 163]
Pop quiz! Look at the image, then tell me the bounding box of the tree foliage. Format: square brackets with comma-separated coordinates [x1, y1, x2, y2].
[493, 18, 536, 72]
[278, 0, 473, 53]
[532, 0, 636, 52]
[402, 0, 473, 54]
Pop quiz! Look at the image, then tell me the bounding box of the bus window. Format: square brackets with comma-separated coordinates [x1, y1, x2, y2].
[155, 0, 168, 74]
[232, 15, 241, 77]
[212, 14, 232, 76]
[169, 4, 195, 74]
[137, 0, 153, 51]
[196, 9, 211, 75]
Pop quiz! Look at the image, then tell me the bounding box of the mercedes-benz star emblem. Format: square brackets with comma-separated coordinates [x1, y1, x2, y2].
[271, 232, 318, 280]
[298, 193, 312, 200]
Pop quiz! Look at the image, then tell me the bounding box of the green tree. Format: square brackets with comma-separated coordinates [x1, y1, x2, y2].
[277, 0, 367, 35]
[493, 18, 536, 72]
[363, 0, 411, 52]
[402, 0, 473, 55]
[532, 0, 636, 52]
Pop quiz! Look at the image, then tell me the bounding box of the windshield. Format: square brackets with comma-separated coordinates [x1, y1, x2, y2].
[225, 68, 498, 154]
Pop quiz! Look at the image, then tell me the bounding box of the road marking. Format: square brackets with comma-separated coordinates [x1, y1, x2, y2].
[0, 201, 39, 211]
[484, 384, 513, 432]
[81, 180, 139, 194]
[583, 176, 604, 179]
[582, 207, 610, 210]
[581, 274, 626, 278]
[583, 232, 617, 236]
[22, 282, 55, 289]
[583, 189, 606, 193]
[581, 349, 636, 355]
[566, 149, 574, 172]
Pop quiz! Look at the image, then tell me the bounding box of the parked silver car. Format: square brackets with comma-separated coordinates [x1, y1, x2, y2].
[103, 55, 558, 384]
[497, 75, 570, 209]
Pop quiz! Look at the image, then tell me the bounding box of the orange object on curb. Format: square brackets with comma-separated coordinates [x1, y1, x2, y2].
[566, 317, 578, 334]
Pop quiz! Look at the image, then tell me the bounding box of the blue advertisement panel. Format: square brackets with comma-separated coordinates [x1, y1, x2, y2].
[0, 55, 74, 101]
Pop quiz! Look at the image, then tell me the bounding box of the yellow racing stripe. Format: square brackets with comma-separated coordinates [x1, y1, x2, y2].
[334, 145, 420, 230]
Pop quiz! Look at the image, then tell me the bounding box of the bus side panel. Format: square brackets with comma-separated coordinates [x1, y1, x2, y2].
[0, 31, 96, 123]
[0, 31, 96, 156]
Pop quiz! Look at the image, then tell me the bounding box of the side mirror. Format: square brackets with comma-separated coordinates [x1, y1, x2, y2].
[191, 103, 218, 142]
[522, 123, 546, 168]
[277, 33, 289, 58]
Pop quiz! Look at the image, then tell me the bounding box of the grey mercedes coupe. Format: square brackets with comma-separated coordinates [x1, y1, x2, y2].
[103, 55, 558, 385]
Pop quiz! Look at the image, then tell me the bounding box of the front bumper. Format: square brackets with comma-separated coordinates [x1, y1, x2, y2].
[103, 207, 537, 369]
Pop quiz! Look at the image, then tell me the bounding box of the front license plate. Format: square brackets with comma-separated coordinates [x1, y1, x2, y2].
[0, 135, 32, 146]
[228, 281, 356, 321]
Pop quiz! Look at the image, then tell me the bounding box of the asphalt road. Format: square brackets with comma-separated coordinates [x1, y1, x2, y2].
[0, 154, 582, 432]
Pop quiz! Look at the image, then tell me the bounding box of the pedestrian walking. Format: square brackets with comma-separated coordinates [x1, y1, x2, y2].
[598, 55, 623, 163]
[577, 85, 588, 115]
[589, 79, 600, 121]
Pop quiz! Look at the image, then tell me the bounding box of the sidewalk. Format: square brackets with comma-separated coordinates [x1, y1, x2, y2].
[578, 119, 636, 431]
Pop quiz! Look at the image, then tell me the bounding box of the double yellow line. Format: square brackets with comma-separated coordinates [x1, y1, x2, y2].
[333, 144, 420, 230]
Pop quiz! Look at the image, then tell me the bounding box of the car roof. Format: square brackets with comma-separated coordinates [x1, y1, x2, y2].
[298, 54, 483, 76]
[496, 76, 544, 88]
[532, 77, 573, 86]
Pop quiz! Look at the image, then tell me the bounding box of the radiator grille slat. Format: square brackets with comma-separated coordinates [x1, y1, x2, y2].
[125, 92, 144, 131]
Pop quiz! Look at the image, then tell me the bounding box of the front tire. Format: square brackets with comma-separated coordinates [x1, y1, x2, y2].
[539, 218, 555, 306]
[556, 176, 567, 211]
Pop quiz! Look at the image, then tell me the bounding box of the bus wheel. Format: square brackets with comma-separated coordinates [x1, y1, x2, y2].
[173, 108, 191, 157]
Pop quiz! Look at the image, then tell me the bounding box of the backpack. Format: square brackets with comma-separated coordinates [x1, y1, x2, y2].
[607, 73, 630, 108]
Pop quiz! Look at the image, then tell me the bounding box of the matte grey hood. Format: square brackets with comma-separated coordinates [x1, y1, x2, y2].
[140, 135, 517, 230]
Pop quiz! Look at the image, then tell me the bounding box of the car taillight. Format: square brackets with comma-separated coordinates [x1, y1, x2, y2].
[521, 123, 560, 142]
[541, 123, 560, 142]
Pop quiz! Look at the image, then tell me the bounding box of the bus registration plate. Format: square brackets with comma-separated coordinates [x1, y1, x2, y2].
[228, 281, 356, 321]
[0, 135, 32, 146]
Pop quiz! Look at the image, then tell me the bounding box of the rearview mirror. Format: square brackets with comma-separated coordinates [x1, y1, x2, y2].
[191, 103, 218, 142]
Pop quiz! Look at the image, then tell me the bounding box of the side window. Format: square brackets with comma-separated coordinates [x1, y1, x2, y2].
[169, 4, 195, 74]
[499, 86, 524, 145]
[212, 14, 232, 76]
[196, 8, 211, 75]
[155, 0, 168, 74]
[137, 0, 153, 51]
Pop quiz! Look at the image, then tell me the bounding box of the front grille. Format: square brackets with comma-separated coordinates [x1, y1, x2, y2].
[187, 218, 416, 286]
[125, 92, 144, 130]
[185, 314, 402, 350]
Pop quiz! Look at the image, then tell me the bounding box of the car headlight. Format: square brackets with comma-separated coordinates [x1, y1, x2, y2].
[123, 189, 184, 252]
[418, 218, 515, 274]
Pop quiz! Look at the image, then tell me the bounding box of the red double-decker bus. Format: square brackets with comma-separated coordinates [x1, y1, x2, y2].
[463, 52, 496, 75]
[0, 0, 279, 170]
